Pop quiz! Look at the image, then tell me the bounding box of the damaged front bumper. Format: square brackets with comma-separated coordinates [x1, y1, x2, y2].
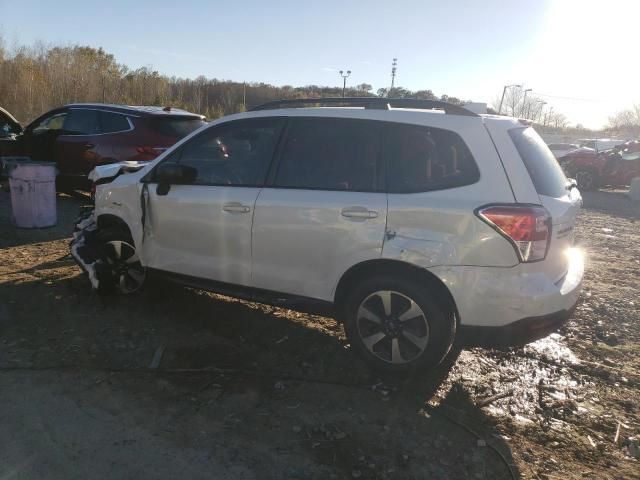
[69, 208, 103, 290]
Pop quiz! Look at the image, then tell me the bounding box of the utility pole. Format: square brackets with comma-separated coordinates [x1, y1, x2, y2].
[243, 82, 246, 110]
[391, 58, 398, 90]
[498, 84, 522, 115]
[339, 70, 351, 98]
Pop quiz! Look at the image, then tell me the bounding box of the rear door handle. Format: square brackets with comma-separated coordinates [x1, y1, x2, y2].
[341, 206, 378, 219]
[223, 202, 251, 214]
[83, 143, 95, 149]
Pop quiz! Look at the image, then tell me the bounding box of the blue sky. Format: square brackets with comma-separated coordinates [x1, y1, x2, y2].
[1, 0, 638, 128]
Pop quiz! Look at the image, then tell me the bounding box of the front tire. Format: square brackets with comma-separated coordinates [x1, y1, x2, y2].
[343, 276, 455, 374]
[95, 228, 146, 294]
[574, 170, 598, 191]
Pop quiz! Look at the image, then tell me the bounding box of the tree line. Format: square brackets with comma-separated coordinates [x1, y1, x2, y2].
[3, 36, 635, 139]
[0, 38, 470, 124]
[492, 86, 568, 129]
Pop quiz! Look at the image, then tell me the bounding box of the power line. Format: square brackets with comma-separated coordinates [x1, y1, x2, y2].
[534, 92, 603, 103]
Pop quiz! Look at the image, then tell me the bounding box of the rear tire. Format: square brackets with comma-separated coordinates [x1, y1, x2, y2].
[94, 227, 146, 295]
[342, 276, 455, 375]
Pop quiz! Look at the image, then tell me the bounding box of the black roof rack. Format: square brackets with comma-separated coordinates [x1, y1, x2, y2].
[250, 97, 478, 117]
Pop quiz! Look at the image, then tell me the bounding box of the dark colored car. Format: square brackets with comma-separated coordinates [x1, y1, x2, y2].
[0, 104, 206, 190]
[559, 140, 640, 190]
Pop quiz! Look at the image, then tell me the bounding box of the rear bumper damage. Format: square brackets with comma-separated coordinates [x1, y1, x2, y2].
[69, 209, 103, 289]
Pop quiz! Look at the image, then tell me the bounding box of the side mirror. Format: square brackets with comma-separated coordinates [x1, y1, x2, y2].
[154, 163, 197, 195]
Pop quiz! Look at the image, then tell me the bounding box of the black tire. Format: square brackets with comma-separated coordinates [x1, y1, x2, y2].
[574, 170, 598, 191]
[342, 276, 456, 375]
[94, 227, 146, 295]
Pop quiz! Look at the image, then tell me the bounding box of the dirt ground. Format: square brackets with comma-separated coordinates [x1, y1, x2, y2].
[0, 187, 638, 480]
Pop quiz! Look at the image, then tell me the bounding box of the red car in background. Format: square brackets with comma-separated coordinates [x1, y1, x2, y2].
[559, 140, 640, 190]
[0, 104, 206, 190]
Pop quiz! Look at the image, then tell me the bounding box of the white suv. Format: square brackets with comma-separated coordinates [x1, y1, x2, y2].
[71, 98, 584, 373]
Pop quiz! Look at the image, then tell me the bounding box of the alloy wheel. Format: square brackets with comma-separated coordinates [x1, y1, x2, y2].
[356, 290, 429, 364]
[103, 240, 146, 294]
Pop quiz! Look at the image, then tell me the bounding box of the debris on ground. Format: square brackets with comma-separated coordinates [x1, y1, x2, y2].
[0, 189, 639, 479]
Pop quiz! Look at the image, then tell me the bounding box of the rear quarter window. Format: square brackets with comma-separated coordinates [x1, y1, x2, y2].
[509, 127, 568, 198]
[148, 117, 206, 138]
[384, 123, 479, 193]
[100, 111, 131, 133]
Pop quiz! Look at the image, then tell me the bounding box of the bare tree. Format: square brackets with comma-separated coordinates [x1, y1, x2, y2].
[608, 105, 640, 137]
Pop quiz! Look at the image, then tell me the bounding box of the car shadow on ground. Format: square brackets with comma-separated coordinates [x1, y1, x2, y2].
[0, 270, 521, 478]
[581, 189, 640, 219]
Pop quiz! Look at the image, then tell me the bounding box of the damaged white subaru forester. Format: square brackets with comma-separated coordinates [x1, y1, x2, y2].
[71, 98, 584, 374]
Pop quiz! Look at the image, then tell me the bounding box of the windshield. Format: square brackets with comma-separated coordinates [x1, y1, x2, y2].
[509, 127, 569, 198]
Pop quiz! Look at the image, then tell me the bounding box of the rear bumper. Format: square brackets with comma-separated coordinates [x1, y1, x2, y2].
[458, 304, 577, 347]
[429, 247, 584, 346]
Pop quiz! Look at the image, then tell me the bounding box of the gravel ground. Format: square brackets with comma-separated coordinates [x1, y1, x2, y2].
[0, 188, 638, 479]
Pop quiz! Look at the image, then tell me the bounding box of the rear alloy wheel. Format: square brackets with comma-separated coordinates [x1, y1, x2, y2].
[343, 277, 455, 374]
[357, 290, 429, 364]
[574, 170, 598, 191]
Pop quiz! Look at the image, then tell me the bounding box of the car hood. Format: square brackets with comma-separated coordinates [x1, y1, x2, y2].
[0, 106, 23, 133]
[89, 161, 147, 182]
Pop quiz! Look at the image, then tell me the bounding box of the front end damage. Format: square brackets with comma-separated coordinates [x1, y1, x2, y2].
[71, 161, 147, 290]
[70, 208, 104, 290]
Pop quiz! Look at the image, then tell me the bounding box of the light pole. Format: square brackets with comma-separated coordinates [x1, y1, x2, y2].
[339, 70, 351, 98]
[544, 106, 554, 127]
[498, 84, 522, 115]
[522, 88, 532, 117]
[533, 100, 546, 123]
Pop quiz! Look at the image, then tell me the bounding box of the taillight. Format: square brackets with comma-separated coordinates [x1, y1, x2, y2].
[476, 205, 551, 262]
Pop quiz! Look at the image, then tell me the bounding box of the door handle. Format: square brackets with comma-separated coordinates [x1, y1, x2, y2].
[341, 206, 378, 219]
[83, 143, 95, 149]
[223, 202, 251, 214]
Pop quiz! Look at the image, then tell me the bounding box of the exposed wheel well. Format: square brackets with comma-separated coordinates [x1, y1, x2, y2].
[334, 259, 459, 324]
[96, 214, 132, 238]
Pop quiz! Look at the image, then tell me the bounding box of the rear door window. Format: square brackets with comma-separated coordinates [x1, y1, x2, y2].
[384, 123, 479, 193]
[273, 117, 382, 191]
[100, 111, 130, 133]
[63, 109, 101, 135]
[149, 117, 206, 138]
[509, 127, 568, 198]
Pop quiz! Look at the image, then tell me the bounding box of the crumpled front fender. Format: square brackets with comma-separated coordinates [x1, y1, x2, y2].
[88, 161, 146, 183]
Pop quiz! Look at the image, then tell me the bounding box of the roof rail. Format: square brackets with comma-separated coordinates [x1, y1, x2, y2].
[249, 97, 479, 117]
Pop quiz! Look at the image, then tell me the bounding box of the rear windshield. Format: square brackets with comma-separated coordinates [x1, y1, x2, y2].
[148, 117, 206, 138]
[509, 127, 568, 198]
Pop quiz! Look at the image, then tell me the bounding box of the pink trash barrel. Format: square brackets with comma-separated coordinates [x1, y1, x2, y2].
[9, 162, 57, 228]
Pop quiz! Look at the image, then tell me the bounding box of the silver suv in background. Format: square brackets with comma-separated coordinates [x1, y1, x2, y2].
[71, 98, 584, 374]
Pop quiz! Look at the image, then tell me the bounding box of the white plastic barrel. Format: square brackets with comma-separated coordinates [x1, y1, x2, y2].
[9, 162, 57, 228]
